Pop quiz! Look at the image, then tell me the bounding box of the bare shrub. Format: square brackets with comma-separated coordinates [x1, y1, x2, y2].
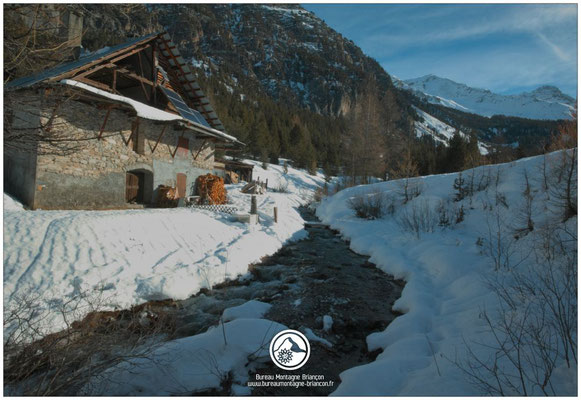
[482, 205, 527, 271]
[437, 200, 465, 228]
[313, 183, 329, 203]
[347, 189, 391, 220]
[437, 200, 452, 227]
[494, 166, 504, 189]
[512, 169, 535, 237]
[476, 168, 492, 192]
[4, 289, 174, 395]
[455, 304, 559, 396]
[454, 168, 490, 204]
[456, 221, 577, 396]
[456, 167, 577, 395]
[397, 200, 437, 238]
[397, 178, 423, 204]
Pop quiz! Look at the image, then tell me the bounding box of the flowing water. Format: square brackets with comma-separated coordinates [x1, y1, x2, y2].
[174, 206, 404, 395]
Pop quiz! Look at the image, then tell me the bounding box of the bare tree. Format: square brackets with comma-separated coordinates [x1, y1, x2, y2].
[389, 146, 420, 203]
[345, 76, 386, 185]
[4, 4, 82, 82]
[545, 106, 577, 221]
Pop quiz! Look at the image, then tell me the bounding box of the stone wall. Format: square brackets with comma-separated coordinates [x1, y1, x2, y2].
[23, 88, 218, 209]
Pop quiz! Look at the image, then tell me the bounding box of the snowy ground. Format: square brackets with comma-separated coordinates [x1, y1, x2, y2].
[86, 317, 287, 395]
[5, 152, 576, 396]
[3, 160, 325, 339]
[317, 150, 577, 396]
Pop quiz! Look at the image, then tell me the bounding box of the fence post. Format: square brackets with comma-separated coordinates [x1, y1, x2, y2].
[250, 195, 257, 215]
[274, 206, 278, 223]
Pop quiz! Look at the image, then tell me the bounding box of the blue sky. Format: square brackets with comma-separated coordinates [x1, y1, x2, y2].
[302, 4, 578, 97]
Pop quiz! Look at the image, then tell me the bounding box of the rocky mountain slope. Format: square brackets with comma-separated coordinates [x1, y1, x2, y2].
[155, 4, 397, 117]
[5, 4, 565, 166]
[396, 75, 575, 120]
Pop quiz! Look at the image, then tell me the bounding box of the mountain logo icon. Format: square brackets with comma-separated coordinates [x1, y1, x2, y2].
[269, 329, 311, 370]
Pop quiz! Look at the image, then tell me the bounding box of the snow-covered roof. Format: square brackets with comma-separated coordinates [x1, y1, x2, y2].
[178, 121, 242, 145]
[62, 79, 243, 144]
[62, 79, 182, 122]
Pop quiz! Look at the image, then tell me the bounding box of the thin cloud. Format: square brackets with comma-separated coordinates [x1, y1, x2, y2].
[537, 33, 571, 62]
[364, 5, 577, 48]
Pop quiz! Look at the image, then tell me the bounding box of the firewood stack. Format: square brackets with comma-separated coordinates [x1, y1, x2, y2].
[156, 185, 178, 208]
[196, 174, 227, 205]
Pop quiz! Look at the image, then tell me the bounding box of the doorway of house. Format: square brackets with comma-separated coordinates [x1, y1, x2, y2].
[126, 169, 153, 204]
[176, 173, 187, 199]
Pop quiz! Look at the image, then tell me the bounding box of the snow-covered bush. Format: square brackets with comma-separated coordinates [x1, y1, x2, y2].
[272, 179, 289, 193]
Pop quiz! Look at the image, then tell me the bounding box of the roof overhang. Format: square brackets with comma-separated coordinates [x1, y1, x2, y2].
[178, 121, 244, 145]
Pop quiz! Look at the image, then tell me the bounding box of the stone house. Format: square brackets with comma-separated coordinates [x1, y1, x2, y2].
[4, 32, 242, 209]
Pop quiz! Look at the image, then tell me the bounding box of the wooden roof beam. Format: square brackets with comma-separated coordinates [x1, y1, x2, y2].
[52, 42, 154, 82]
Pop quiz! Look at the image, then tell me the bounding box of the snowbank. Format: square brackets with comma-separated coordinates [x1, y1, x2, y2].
[317, 150, 577, 396]
[84, 318, 287, 395]
[3, 193, 24, 211]
[222, 300, 271, 322]
[4, 161, 325, 338]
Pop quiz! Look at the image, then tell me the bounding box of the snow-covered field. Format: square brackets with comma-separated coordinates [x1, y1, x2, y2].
[317, 150, 577, 396]
[3, 160, 325, 338]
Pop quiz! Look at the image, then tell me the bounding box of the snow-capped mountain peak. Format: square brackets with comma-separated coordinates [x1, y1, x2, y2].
[396, 75, 575, 120]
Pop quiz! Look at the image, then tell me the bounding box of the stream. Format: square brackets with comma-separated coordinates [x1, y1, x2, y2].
[173, 206, 404, 395]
